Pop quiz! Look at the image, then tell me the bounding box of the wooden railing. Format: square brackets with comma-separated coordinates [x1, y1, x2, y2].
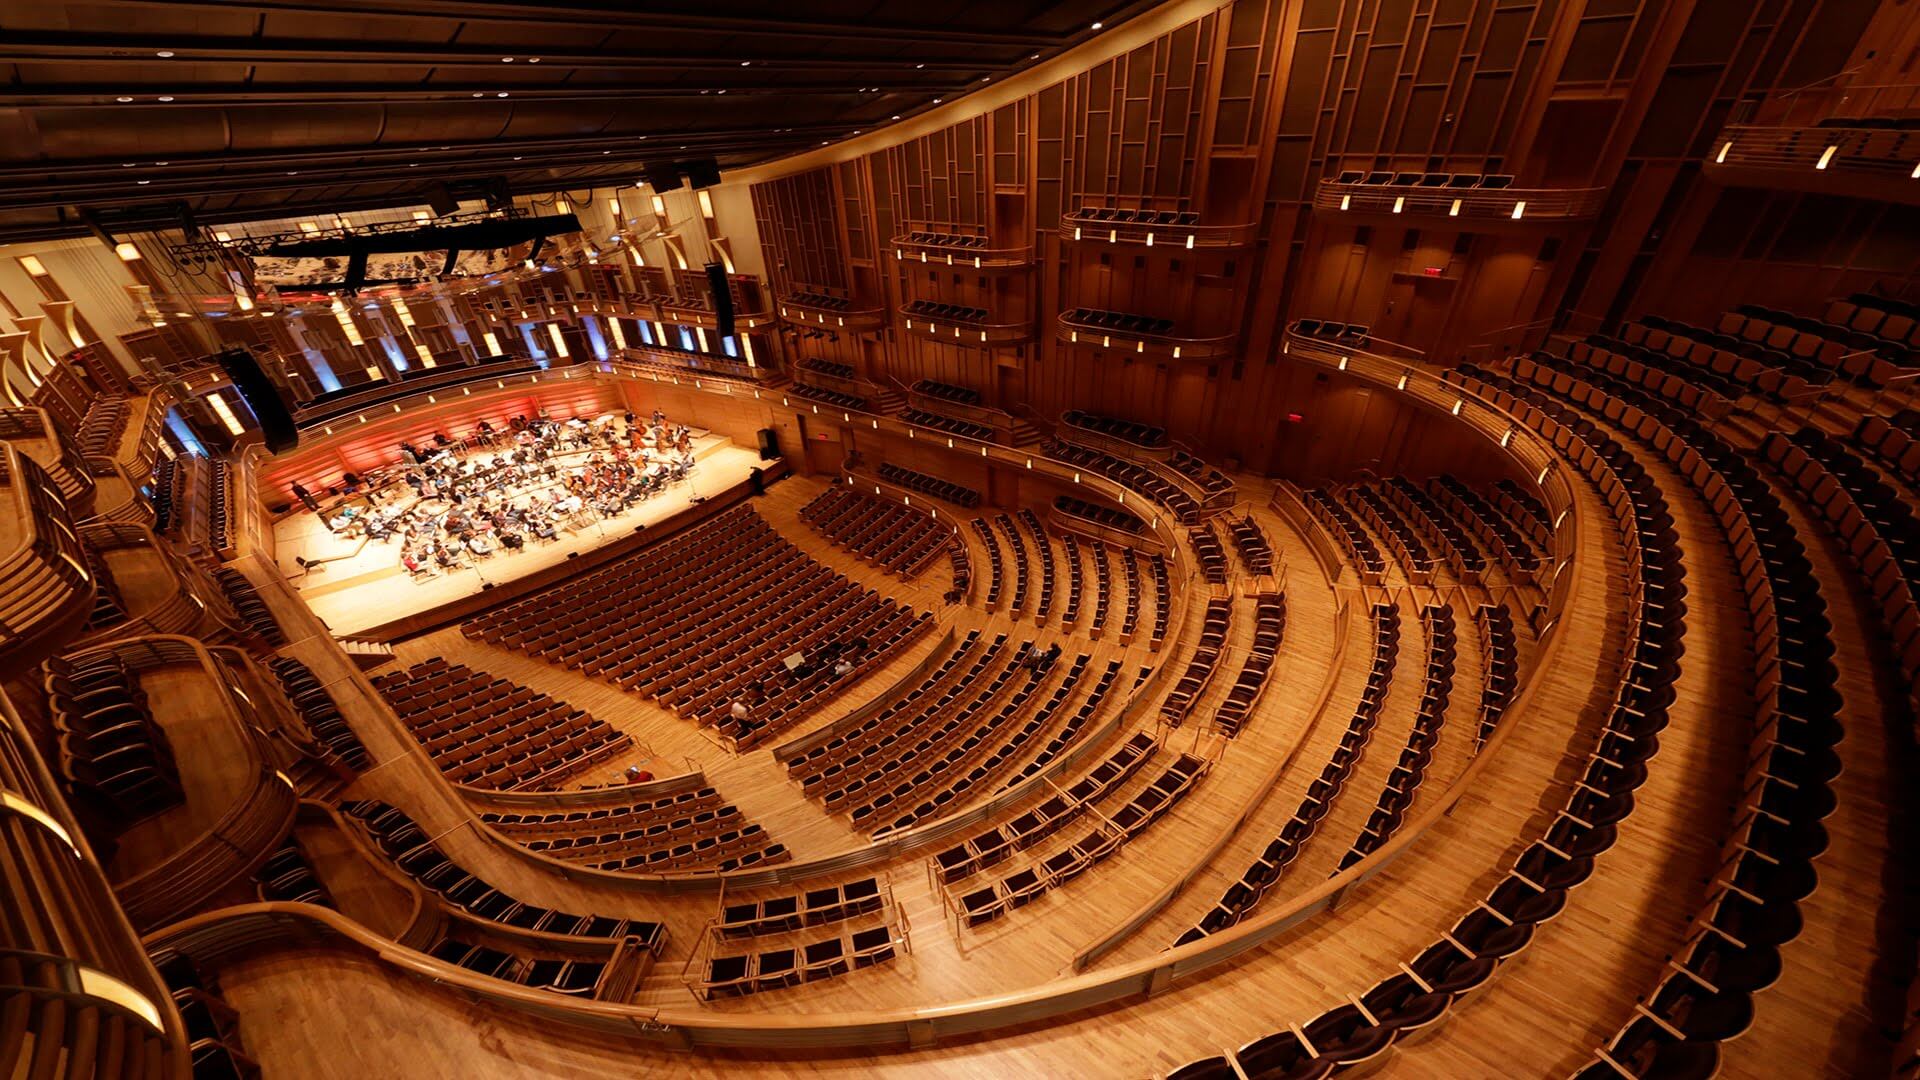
[776, 294, 888, 333]
[889, 230, 1034, 270]
[0, 445, 97, 672]
[1058, 208, 1257, 250]
[1055, 313, 1237, 361]
[897, 306, 1036, 346]
[1704, 122, 1920, 201]
[1313, 178, 1608, 223]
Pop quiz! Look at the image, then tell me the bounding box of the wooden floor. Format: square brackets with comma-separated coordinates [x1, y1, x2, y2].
[190, 442, 1906, 1078]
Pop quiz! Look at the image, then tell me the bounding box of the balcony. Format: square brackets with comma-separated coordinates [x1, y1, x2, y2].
[890, 227, 1033, 271]
[897, 300, 1034, 347]
[1704, 85, 1920, 204]
[1059, 207, 1256, 250]
[777, 290, 888, 333]
[1055, 308, 1236, 362]
[1314, 172, 1606, 226]
[0, 444, 96, 671]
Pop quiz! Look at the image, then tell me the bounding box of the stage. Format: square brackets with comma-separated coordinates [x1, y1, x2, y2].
[275, 434, 766, 637]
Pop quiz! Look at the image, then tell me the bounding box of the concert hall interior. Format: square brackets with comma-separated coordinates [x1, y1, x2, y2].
[2, 0, 1918, 1077]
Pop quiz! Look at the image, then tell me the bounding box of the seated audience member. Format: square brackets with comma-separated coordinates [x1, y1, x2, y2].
[832, 657, 854, 679]
[730, 699, 753, 723]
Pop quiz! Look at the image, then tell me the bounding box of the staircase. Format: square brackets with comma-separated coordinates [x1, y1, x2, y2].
[869, 385, 908, 415]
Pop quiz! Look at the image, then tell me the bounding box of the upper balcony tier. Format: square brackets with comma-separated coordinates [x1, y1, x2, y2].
[1314, 171, 1606, 225]
[1705, 102, 1920, 205]
[0, 444, 95, 672]
[1055, 308, 1236, 362]
[891, 228, 1034, 271]
[1058, 207, 1257, 250]
[777, 290, 888, 334]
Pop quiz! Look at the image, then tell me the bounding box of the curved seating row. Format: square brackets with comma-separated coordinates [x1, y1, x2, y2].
[1335, 605, 1454, 871]
[1160, 596, 1232, 725]
[1215, 593, 1285, 737]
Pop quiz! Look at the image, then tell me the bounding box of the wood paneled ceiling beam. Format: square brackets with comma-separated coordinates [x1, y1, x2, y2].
[1, 82, 934, 107]
[0, 32, 1002, 72]
[94, 0, 1070, 48]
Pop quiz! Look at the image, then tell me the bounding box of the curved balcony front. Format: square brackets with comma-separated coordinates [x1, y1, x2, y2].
[897, 303, 1035, 347]
[776, 292, 888, 334]
[1054, 309, 1236, 362]
[890, 228, 1034, 271]
[1058, 207, 1256, 250]
[1704, 121, 1920, 205]
[0, 444, 96, 672]
[1314, 176, 1606, 225]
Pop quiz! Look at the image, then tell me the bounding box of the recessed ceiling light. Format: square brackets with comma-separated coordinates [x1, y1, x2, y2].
[122, 162, 135, 167]
[115, 95, 134, 102]
[472, 92, 485, 97]
[157, 95, 174, 102]
[156, 160, 168, 165]
[1091, 21, 1103, 29]
[821, 140, 830, 145]
[528, 57, 541, 64]
[915, 63, 926, 69]
[1031, 53, 1041, 59]
[409, 162, 419, 166]
[891, 114, 900, 120]
[156, 50, 175, 57]
[512, 156, 523, 160]
[740, 60, 751, 66]
[717, 89, 727, 94]
[497, 91, 509, 97]
[501, 56, 515, 62]
[933, 97, 943, 103]
[136, 179, 150, 185]
[982, 77, 991, 82]
[286, 170, 298, 175]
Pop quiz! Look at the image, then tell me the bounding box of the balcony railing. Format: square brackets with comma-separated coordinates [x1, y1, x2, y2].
[897, 304, 1035, 347]
[1313, 178, 1606, 223]
[1054, 310, 1236, 361]
[777, 292, 887, 333]
[1058, 207, 1256, 250]
[1736, 79, 1920, 128]
[890, 228, 1033, 271]
[1705, 123, 1920, 203]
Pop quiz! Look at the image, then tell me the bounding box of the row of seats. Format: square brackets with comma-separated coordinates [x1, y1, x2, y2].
[1621, 317, 1832, 400]
[1061, 307, 1178, 338]
[1335, 605, 1454, 871]
[1565, 338, 1737, 418]
[785, 290, 859, 311]
[698, 924, 898, 999]
[1215, 593, 1286, 737]
[341, 800, 669, 953]
[1170, 359, 1690, 1078]
[802, 485, 951, 578]
[878, 461, 981, 508]
[1829, 292, 1920, 350]
[719, 877, 884, 938]
[1189, 521, 1228, 584]
[1230, 515, 1275, 577]
[1168, 449, 1235, 498]
[905, 407, 994, 441]
[1177, 603, 1399, 944]
[264, 656, 372, 772]
[1386, 477, 1487, 583]
[934, 731, 1157, 884]
[1347, 483, 1437, 583]
[898, 229, 994, 248]
[483, 782, 785, 874]
[911, 378, 984, 407]
[213, 568, 287, 646]
[1303, 487, 1386, 583]
[1160, 596, 1232, 725]
[954, 751, 1208, 927]
[993, 515, 1033, 615]
[902, 298, 990, 324]
[1060, 409, 1169, 449]
[1470, 337, 1841, 1078]
[797, 357, 856, 381]
[1430, 475, 1547, 578]
[1070, 206, 1203, 226]
[1855, 412, 1920, 489]
[426, 936, 608, 998]
[156, 955, 262, 1079]
[1330, 169, 1514, 189]
[969, 519, 1006, 608]
[1473, 603, 1518, 746]
[1015, 510, 1056, 623]
[370, 660, 632, 790]
[43, 651, 184, 825]
[789, 381, 868, 411]
[1719, 305, 1916, 388]
[75, 397, 128, 461]
[1046, 439, 1201, 523]
[1291, 319, 1371, 346]
[1053, 493, 1149, 535]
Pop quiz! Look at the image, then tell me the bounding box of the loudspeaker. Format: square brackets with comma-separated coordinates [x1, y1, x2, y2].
[644, 161, 684, 191]
[214, 347, 299, 453]
[756, 428, 779, 460]
[682, 159, 723, 189]
[705, 261, 736, 337]
[426, 182, 460, 217]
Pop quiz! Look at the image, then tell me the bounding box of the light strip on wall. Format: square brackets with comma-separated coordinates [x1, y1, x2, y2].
[481, 331, 502, 355]
[206, 391, 246, 435]
[546, 322, 570, 358]
[1816, 145, 1837, 170]
[75, 966, 164, 1031]
[1, 789, 78, 854]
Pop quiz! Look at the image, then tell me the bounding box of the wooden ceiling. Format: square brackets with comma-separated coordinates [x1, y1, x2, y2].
[0, 0, 1157, 242]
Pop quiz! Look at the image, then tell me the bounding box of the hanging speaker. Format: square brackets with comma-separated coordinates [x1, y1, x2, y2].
[756, 428, 779, 460]
[215, 347, 299, 453]
[644, 161, 685, 191]
[682, 159, 723, 189]
[705, 261, 736, 337]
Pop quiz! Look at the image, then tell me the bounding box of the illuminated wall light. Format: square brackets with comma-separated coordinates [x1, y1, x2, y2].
[114, 241, 142, 261]
[1145, 232, 1155, 246]
[545, 322, 571, 358]
[555, 198, 571, 214]
[1396, 370, 1410, 390]
[1392, 196, 1405, 214]
[1108, 229, 1118, 243]
[390, 297, 416, 327]
[1451, 399, 1463, 415]
[1716, 141, 1733, 164]
[330, 297, 365, 346]
[1, 790, 79, 854]
[481, 331, 502, 354]
[19, 255, 47, 276]
[608, 197, 622, 219]
[415, 343, 435, 367]
[1102, 335, 1111, 347]
[651, 195, 666, 215]
[234, 292, 254, 312]
[412, 210, 430, 222]
[698, 190, 715, 218]
[1510, 200, 1526, 220]
[299, 221, 320, 234]
[213, 230, 232, 242]
[1449, 198, 1462, 217]
[1500, 428, 1514, 448]
[1070, 331, 1078, 343]
[696, 327, 709, 352]
[1172, 346, 1181, 359]
[1135, 340, 1144, 353]
[1912, 162, 1920, 179]
[206, 391, 246, 435]
[609, 318, 627, 350]
[1073, 227, 1083, 240]
[1339, 194, 1351, 211]
[1816, 145, 1838, 170]
[1537, 464, 1551, 485]
[1337, 355, 1350, 370]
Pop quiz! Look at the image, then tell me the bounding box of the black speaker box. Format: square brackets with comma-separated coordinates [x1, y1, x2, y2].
[705, 261, 736, 337]
[682, 159, 723, 188]
[215, 347, 299, 453]
[644, 161, 685, 191]
[756, 428, 779, 460]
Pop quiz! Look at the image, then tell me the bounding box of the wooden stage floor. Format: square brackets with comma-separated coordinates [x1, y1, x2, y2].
[275, 435, 763, 636]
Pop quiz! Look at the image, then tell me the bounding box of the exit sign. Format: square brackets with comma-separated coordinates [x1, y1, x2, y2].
[1422, 265, 1445, 277]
